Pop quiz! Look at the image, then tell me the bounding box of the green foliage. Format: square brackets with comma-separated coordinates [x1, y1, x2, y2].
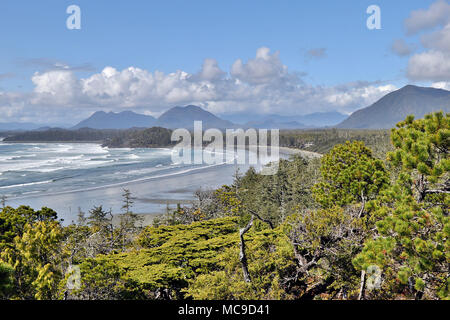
[1, 112, 448, 300]
[280, 128, 392, 159]
[388, 111, 449, 202]
[3, 127, 175, 149]
[152, 189, 223, 226]
[185, 227, 296, 300]
[215, 156, 320, 227]
[1, 219, 65, 299]
[0, 263, 14, 298]
[354, 112, 449, 300]
[87, 205, 112, 232]
[0, 206, 58, 248]
[283, 206, 367, 299]
[112, 127, 174, 148]
[312, 141, 389, 208]
[65, 258, 145, 300]
[105, 217, 239, 298]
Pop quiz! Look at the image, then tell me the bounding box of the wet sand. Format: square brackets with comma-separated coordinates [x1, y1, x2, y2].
[7, 147, 319, 224]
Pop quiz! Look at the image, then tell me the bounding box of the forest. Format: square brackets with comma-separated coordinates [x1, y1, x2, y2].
[2, 123, 393, 156]
[2, 127, 175, 148]
[0, 111, 448, 300]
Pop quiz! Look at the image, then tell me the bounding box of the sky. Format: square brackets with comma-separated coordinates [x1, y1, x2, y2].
[0, 0, 449, 125]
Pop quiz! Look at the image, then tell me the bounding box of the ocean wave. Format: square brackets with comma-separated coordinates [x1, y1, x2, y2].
[9, 159, 236, 200]
[0, 180, 53, 190]
[3, 144, 242, 201]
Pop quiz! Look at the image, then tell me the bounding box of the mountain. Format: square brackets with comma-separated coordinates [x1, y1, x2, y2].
[0, 122, 41, 131]
[156, 105, 235, 129]
[297, 112, 348, 127]
[72, 111, 156, 130]
[337, 85, 450, 129]
[221, 111, 347, 127]
[69, 106, 346, 131]
[244, 119, 306, 129]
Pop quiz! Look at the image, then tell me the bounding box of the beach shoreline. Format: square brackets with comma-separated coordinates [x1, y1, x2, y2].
[2, 141, 321, 224]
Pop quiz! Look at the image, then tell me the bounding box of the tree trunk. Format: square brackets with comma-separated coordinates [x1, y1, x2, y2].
[358, 270, 366, 300]
[358, 190, 366, 218]
[239, 215, 254, 283]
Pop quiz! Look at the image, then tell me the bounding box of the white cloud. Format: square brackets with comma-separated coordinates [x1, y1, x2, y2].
[407, 50, 450, 81]
[431, 81, 450, 90]
[230, 47, 291, 85]
[194, 58, 225, 81]
[405, 2, 450, 81]
[0, 47, 397, 123]
[31, 70, 81, 105]
[421, 23, 450, 52]
[324, 84, 396, 109]
[405, 0, 450, 34]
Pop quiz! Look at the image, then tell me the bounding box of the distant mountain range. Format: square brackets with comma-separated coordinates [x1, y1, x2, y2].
[72, 106, 235, 130]
[71, 107, 348, 131]
[155, 105, 235, 129]
[3, 85, 449, 132]
[0, 122, 41, 131]
[244, 119, 306, 130]
[0, 122, 70, 132]
[72, 111, 156, 130]
[337, 85, 450, 129]
[222, 111, 347, 128]
[72, 106, 346, 131]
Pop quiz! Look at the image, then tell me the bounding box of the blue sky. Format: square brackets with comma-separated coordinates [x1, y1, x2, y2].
[0, 0, 449, 124]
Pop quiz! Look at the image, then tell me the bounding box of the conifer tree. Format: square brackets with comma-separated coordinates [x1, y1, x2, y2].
[353, 112, 449, 300]
[0, 263, 14, 298]
[312, 141, 389, 209]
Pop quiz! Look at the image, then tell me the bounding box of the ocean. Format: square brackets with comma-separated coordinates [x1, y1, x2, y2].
[0, 142, 276, 223]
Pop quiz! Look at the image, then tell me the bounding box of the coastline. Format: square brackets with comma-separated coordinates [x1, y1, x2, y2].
[2, 141, 321, 223]
[2, 140, 322, 158]
[2, 140, 104, 144]
[278, 146, 322, 158]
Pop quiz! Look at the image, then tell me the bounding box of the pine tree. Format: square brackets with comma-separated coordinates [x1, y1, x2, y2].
[353, 112, 449, 300]
[0, 263, 14, 298]
[1, 195, 6, 209]
[118, 189, 143, 249]
[312, 141, 389, 209]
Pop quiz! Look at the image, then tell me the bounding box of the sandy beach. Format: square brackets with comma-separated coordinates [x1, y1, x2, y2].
[4, 143, 320, 224]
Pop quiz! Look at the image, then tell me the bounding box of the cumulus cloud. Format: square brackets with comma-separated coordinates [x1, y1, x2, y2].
[421, 23, 450, 52]
[407, 50, 450, 81]
[31, 70, 81, 105]
[0, 47, 397, 123]
[391, 39, 414, 56]
[230, 47, 291, 85]
[323, 83, 396, 109]
[193, 58, 226, 81]
[405, 0, 450, 35]
[405, 1, 450, 81]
